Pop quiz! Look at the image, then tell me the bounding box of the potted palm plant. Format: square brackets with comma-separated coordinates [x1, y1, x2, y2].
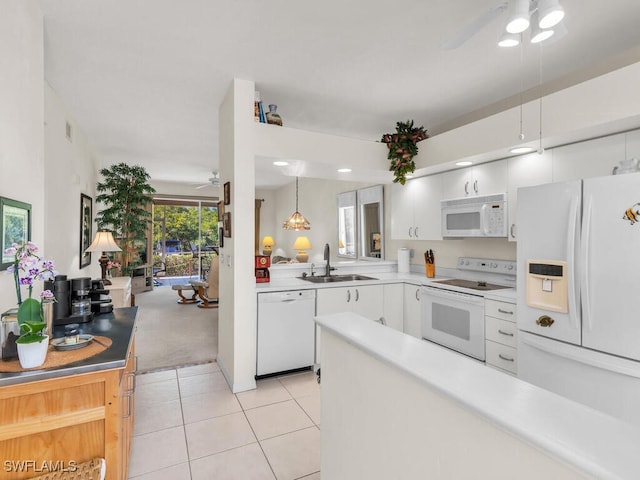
[95, 163, 156, 276]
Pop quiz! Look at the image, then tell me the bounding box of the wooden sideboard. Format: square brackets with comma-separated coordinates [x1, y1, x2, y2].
[0, 308, 137, 480]
[107, 277, 132, 308]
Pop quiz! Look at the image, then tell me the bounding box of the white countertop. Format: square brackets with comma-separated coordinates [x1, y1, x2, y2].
[315, 312, 640, 480]
[256, 268, 518, 303]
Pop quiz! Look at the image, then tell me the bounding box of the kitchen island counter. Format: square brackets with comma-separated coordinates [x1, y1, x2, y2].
[316, 312, 640, 479]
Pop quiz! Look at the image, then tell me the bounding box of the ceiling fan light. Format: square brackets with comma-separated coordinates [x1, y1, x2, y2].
[530, 11, 554, 43]
[505, 0, 530, 33]
[498, 32, 520, 47]
[538, 0, 565, 29]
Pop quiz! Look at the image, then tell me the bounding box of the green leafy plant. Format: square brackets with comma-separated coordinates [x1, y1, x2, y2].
[381, 120, 428, 185]
[4, 242, 56, 344]
[95, 163, 156, 275]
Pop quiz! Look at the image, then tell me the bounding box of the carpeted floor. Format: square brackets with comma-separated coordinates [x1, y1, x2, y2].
[133, 282, 218, 373]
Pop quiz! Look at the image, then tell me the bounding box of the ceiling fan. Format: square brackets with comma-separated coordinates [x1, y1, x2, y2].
[441, 0, 565, 50]
[194, 171, 220, 189]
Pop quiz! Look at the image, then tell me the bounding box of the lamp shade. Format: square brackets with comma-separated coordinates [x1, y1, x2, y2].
[85, 231, 122, 253]
[293, 236, 312, 250]
[262, 235, 275, 256]
[293, 236, 311, 263]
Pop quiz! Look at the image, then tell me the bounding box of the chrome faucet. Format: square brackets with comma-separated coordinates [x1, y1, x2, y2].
[324, 243, 335, 276]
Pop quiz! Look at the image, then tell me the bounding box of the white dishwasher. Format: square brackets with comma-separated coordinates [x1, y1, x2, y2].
[257, 290, 316, 377]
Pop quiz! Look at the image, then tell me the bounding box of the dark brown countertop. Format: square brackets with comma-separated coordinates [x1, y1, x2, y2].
[0, 306, 137, 387]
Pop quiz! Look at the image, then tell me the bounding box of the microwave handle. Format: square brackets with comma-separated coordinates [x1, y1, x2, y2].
[480, 204, 490, 235]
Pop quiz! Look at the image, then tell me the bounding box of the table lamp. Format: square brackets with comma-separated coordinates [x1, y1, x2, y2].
[293, 236, 312, 263]
[262, 236, 275, 256]
[85, 231, 122, 285]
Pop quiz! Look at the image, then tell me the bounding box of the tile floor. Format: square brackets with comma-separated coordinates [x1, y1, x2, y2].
[128, 363, 321, 480]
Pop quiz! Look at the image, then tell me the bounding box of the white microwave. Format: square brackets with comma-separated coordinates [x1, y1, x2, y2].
[441, 193, 507, 238]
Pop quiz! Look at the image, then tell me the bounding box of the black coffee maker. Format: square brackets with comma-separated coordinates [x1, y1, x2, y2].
[45, 276, 94, 326]
[90, 279, 114, 315]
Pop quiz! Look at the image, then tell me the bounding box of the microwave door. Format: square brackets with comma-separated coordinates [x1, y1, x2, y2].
[443, 207, 482, 236]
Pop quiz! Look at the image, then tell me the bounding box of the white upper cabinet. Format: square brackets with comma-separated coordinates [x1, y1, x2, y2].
[390, 175, 442, 240]
[440, 160, 508, 200]
[551, 133, 626, 182]
[507, 151, 553, 242]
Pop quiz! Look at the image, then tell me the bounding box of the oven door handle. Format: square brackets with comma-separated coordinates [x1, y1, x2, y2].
[421, 287, 484, 306]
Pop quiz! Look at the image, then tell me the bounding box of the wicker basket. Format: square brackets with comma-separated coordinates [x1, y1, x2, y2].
[28, 458, 104, 480]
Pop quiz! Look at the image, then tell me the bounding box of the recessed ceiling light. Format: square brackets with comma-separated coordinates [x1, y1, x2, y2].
[510, 146, 536, 154]
[456, 161, 473, 167]
[337, 168, 352, 173]
[273, 161, 289, 166]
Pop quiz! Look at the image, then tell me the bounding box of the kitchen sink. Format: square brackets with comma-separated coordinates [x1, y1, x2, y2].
[299, 274, 378, 283]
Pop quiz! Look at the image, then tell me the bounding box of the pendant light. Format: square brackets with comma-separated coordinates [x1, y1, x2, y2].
[282, 177, 311, 231]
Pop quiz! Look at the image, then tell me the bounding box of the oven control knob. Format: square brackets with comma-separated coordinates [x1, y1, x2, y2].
[508, 264, 514, 270]
[536, 315, 554, 327]
[491, 262, 497, 268]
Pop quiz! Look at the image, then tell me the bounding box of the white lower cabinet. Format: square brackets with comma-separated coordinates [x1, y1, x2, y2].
[382, 283, 403, 331]
[316, 284, 384, 363]
[484, 298, 517, 375]
[403, 284, 422, 339]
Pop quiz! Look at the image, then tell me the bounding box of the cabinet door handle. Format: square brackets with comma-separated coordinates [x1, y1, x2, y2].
[415, 288, 420, 301]
[510, 223, 516, 239]
[497, 308, 514, 315]
[408, 227, 413, 238]
[464, 181, 469, 195]
[474, 180, 478, 193]
[498, 329, 514, 337]
[347, 290, 351, 303]
[377, 317, 386, 325]
[498, 354, 515, 362]
[355, 289, 360, 301]
[122, 391, 133, 419]
[414, 227, 419, 238]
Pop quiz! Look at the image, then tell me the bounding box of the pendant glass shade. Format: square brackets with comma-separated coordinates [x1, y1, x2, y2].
[283, 177, 311, 231]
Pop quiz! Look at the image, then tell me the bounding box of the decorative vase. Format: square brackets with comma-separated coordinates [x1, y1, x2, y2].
[17, 335, 49, 369]
[266, 104, 283, 126]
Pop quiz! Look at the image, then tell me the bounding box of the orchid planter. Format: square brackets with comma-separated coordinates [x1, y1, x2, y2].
[17, 335, 49, 369]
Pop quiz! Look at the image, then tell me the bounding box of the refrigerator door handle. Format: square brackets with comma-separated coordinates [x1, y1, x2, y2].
[580, 194, 593, 332]
[567, 194, 580, 331]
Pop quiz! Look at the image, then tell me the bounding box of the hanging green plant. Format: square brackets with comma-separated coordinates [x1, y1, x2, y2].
[381, 120, 428, 185]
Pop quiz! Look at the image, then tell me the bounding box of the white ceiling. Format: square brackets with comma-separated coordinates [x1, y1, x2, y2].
[38, 0, 640, 190]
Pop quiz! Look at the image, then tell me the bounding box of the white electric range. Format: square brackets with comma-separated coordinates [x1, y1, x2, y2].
[421, 257, 516, 361]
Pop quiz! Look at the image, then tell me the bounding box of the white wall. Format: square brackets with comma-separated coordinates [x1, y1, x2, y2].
[217, 78, 257, 393]
[0, 1, 45, 312]
[44, 84, 101, 280]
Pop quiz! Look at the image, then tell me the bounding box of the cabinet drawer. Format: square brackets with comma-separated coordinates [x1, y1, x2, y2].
[485, 340, 517, 374]
[484, 299, 516, 322]
[485, 316, 517, 348]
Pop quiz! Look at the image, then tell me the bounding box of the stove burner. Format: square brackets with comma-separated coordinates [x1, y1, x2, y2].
[433, 278, 511, 291]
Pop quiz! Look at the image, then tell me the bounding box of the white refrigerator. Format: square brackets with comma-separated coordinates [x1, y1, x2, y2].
[517, 172, 640, 426]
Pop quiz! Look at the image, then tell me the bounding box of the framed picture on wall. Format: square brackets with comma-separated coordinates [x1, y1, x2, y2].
[80, 194, 93, 268]
[0, 197, 32, 270]
[223, 212, 232, 237]
[217, 199, 224, 218]
[223, 182, 231, 205]
[371, 232, 381, 252]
